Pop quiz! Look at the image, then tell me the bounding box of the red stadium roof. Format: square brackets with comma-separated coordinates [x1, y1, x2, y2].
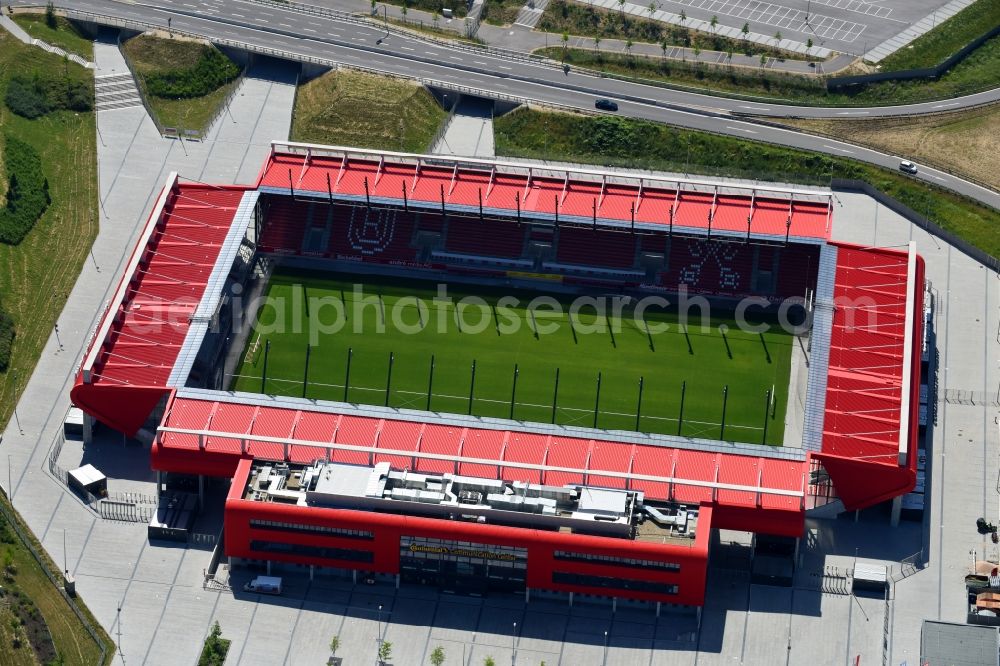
[67, 148, 925, 529]
[257, 143, 833, 242]
[71, 176, 247, 434]
[152, 392, 809, 536]
[816, 242, 924, 509]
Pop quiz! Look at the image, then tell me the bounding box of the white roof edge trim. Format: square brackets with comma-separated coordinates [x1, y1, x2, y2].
[897, 241, 917, 466]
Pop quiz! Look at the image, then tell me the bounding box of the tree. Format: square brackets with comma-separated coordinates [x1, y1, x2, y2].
[759, 52, 767, 68]
[561, 31, 569, 53]
[710, 15, 718, 35]
[371, 0, 377, 15]
[660, 38, 668, 60]
[648, 1, 656, 22]
[741, 22, 749, 38]
[774, 30, 781, 46]
[401, 2, 408, 22]
[433, 10, 440, 26]
[692, 44, 700, 61]
[726, 48, 733, 69]
[329, 636, 340, 655]
[625, 37, 633, 59]
[430, 646, 446, 666]
[483, 659, 496, 666]
[679, 9, 686, 23]
[594, 35, 601, 52]
[806, 37, 813, 49]
[45, 1, 57, 29]
[378, 640, 393, 665]
[617, 0, 625, 20]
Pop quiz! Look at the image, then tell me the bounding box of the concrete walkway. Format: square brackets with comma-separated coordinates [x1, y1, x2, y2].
[432, 96, 496, 157]
[0, 33, 297, 665]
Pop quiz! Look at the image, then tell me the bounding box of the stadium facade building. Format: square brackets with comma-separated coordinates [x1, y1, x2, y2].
[70, 143, 927, 608]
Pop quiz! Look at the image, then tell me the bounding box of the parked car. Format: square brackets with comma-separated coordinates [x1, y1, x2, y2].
[244, 575, 283, 595]
[595, 98, 619, 112]
[899, 160, 918, 174]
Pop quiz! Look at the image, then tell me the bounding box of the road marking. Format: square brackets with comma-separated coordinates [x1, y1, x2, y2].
[303, 28, 316, 32]
[726, 126, 757, 134]
[823, 144, 854, 154]
[499, 65, 512, 70]
[400, 46, 415, 51]
[930, 175, 947, 182]
[279, 22, 292, 27]
[835, 111, 869, 115]
[474, 61, 488, 65]
[231, 12, 244, 17]
[932, 102, 959, 109]
[739, 105, 771, 111]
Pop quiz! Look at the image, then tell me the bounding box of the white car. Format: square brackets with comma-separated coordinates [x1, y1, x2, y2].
[899, 160, 918, 174]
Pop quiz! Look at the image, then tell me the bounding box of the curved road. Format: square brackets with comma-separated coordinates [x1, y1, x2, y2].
[32, 0, 1000, 209]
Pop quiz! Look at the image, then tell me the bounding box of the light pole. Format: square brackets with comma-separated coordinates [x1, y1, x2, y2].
[511, 621, 518, 666]
[375, 603, 383, 666]
[12, 371, 23, 434]
[603, 630, 609, 665]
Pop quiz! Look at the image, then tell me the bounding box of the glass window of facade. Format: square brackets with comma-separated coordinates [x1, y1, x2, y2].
[249, 519, 374, 540]
[250, 540, 374, 563]
[399, 536, 527, 593]
[552, 571, 679, 596]
[553, 550, 680, 572]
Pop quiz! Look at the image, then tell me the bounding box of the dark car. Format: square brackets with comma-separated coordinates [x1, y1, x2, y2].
[595, 98, 618, 112]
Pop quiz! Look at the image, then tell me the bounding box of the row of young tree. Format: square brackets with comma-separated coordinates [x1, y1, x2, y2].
[328, 635, 530, 666]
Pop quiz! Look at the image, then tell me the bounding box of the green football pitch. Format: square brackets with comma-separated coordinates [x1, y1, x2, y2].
[232, 270, 794, 445]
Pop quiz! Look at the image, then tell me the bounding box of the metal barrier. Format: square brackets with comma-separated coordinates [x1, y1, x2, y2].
[829, 24, 1000, 91]
[831, 179, 1000, 274]
[0, 492, 110, 664]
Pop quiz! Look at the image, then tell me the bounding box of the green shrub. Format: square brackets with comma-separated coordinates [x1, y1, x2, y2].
[4, 72, 93, 119]
[0, 134, 50, 245]
[198, 621, 230, 666]
[144, 48, 240, 99]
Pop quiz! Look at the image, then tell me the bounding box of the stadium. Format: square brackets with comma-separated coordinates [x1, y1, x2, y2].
[69, 141, 927, 610]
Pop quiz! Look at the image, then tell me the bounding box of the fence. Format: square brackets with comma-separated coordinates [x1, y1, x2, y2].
[831, 179, 1000, 273]
[114, 21, 247, 140]
[0, 492, 110, 664]
[828, 24, 1000, 91]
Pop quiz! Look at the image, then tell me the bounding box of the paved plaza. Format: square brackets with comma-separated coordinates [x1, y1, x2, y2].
[1, 33, 999, 664]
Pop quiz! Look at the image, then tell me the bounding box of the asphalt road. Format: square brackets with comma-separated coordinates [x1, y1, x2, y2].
[33, 0, 1000, 209]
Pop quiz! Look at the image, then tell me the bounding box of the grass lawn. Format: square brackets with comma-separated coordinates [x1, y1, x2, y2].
[877, 0, 1000, 70]
[0, 31, 99, 442]
[481, 0, 524, 26]
[538, 0, 806, 60]
[120, 34, 240, 134]
[0, 28, 110, 664]
[494, 107, 1000, 259]
[782, 104, 1000, 191]
[0, 496, 112, 665]
[11, 13, 93, 60]
[385, 16, 485, 43]
[233, 271, 791, 445]
[538, 46, 826, 99]
[142, 78, 239, 133]
[291, 70, 447, 152]
[535, 34, 1000, 105]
